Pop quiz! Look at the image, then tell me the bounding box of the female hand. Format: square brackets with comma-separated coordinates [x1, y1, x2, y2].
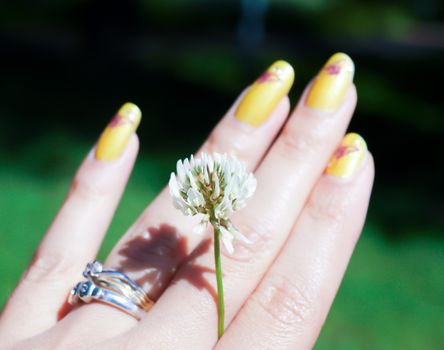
[0, 53, 374, 350]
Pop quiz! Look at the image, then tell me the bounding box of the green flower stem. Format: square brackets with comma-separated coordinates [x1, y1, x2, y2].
[213, 226, 225, 339]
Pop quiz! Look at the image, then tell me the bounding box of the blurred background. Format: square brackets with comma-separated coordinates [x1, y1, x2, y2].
[0, 0, 443, 348]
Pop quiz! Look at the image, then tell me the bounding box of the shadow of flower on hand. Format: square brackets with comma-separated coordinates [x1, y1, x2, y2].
[170, 237, 217, 304]
[115, 223, 216, 303]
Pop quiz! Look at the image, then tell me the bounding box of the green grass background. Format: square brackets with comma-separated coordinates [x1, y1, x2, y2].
[1, 133, 443, 349]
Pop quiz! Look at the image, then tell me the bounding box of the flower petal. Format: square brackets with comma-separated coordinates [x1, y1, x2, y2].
[194, 218, 208, 234]
[219, 226, 234, 254]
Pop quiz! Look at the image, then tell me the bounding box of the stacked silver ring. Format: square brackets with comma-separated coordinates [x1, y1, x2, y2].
[69, 261, 153, 320]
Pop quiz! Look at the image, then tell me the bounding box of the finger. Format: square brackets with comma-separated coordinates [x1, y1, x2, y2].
[0, 103, 141, 342]
[51, 60, 295, 344]
[218, 135, 374, 350]
[133, 53, 357, 349]
[105, 60, 295, 296]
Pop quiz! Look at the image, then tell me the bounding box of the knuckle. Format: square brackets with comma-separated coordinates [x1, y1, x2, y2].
[203, 126, 253, 163]
[69, 172, 110, 201]
[305, 187, 347, 224]
[277, 121, 327, 161]
[252, 273, 314, 328]
[23, 252, 78, 283]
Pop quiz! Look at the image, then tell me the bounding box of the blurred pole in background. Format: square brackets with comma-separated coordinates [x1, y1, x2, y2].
[238, 0, 268, 54]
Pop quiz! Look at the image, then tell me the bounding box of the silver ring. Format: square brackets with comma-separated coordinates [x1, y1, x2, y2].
[69, 261, 153, 320]
[83, 261, 153, 309]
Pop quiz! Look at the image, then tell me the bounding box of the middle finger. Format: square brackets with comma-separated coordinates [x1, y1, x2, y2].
[52, 60, 295, 343]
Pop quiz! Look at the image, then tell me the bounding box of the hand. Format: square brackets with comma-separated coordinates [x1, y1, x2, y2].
[0, 53, 374, 350]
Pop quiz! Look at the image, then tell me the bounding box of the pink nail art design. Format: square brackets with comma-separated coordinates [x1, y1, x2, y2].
[109, 114, 124, 128]
[256, 68, 283, 84]
[324, 60, 344, 75]
[334, 144, 359, 160]
[109, 113, 135, 128]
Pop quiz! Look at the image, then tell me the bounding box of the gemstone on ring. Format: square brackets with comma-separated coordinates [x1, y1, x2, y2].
[83, 260, 103, 278]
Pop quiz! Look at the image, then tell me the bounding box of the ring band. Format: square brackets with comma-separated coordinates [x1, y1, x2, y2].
[69, 261, 153, 320]
[69, 280, 147, 320]
[83, 261, 153, 310]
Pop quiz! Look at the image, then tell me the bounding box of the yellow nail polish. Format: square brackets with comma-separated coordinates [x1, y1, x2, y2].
[235, 60, 294, 126]
[326, 133, 367, 178]
[95, 102, 142, 161]
[306, 53, 354, 113]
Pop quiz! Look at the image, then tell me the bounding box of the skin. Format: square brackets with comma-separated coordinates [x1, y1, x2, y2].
[0, 70, 374, 350]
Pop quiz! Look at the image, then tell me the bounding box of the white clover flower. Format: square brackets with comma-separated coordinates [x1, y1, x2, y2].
[169, 152, 257, 254]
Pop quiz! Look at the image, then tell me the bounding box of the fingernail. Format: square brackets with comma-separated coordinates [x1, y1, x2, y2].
[326, 133, 367, 178]
[306, 53, 354, 113]
[235, 60, 294, 126]
[95, 102, 142, 161]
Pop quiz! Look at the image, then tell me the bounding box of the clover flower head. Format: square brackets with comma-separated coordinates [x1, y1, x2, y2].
[169, 152, 257, 253]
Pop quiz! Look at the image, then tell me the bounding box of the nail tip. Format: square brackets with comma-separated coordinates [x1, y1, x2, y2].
[120, 101, 142, 116]
[119, 102, 142, 129]
[272, 59, 295, 80]
[331, 52, 353, 62]
[330, 52, 355, 74]
[345, 132, 367, 151]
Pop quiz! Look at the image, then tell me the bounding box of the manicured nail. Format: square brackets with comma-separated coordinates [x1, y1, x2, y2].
[235, 60, 294, 127]
[306, 53, 354, 113]
[95, 102, 142, 161]
[326, 133, 367, 178]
